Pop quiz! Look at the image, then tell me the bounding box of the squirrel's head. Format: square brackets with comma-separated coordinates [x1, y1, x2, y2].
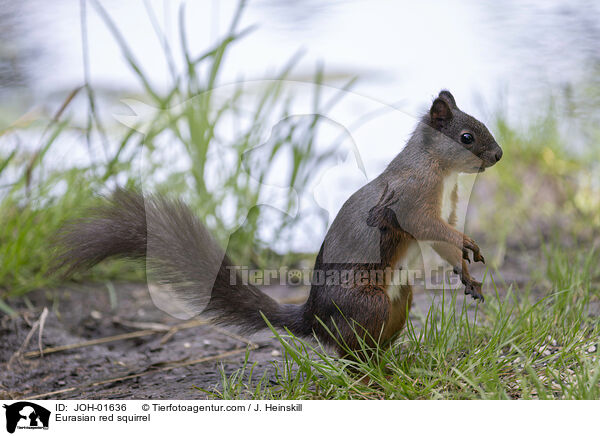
[423, 90, 503, 174]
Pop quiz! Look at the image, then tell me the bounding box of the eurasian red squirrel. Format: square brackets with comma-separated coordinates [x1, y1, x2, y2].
[55, 90, 502, 356]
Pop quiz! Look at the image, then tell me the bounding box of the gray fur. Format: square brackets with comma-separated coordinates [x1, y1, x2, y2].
[53, 90, 502, 355]
[54, 189, 308, 336]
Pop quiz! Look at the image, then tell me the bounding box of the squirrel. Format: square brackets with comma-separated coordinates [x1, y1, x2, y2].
[54, 90, 502, 357]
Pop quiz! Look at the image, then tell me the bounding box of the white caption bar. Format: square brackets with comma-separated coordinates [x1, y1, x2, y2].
[0, 400, 593, 436]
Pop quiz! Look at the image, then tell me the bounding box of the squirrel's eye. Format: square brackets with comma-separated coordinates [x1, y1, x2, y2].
[460, 133, 474, 145]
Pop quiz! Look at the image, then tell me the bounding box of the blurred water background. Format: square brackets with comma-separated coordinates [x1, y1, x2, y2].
[0, 0, 598, 293]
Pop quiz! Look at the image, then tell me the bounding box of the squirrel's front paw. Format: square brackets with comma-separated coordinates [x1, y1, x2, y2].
[462, 236, 485, 264]
[463, 279, 484, 302]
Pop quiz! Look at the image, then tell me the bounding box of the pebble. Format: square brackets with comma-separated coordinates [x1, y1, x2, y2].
[588, 345, 597, 353]
[183, 342, 191, 348]
[271, 350, 282, 357]
[203, 339, 211, 345]
[542, 349, 552, 356]
[90, 310, 102, 320]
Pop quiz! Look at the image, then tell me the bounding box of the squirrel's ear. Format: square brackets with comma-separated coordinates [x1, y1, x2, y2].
[438, 90, 457, 108]
[430, 97, 453, 129]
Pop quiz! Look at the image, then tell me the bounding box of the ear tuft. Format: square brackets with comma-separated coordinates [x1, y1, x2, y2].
[430, 97, 453, 129]
[438, 90, 457, 108]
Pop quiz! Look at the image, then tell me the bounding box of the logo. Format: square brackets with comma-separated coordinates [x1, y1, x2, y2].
[3, 402, 50, 434]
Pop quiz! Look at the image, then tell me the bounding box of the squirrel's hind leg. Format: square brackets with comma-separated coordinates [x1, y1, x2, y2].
[325, 284, 413, 359]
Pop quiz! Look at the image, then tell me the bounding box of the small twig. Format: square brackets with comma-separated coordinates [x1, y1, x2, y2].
[21, 346, 257, 400]
[111, 317, 172, 332]
[209, 325, 256, 347]
[22, 318, 208, 358]
[159, 327, 179, 345]
[157, 319, 256, 347]
[22, 330, 155, 359]
[37, 308, 48, 357]
[8, 308, 49, 367]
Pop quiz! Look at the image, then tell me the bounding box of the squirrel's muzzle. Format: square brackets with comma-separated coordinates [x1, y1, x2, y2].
[482, 143, 503, 168]
[493, 147, 503, 162]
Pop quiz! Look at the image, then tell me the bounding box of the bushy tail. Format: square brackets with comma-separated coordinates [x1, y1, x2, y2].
[53, 189, 308, 336]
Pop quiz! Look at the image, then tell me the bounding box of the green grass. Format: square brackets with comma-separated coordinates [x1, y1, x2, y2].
[191, 82, 599, 401]
[0, 0, 349, 302]
[1, 0, 599, 399]
[201, 244, 600, 400]
[1, 0, 596, 301]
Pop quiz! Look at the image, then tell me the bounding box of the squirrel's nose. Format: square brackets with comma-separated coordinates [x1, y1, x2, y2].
[494, 148, 503, 162]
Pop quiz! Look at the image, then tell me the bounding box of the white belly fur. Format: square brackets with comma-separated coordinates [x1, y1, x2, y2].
[441, 172, 458, 223]
[385, 241, 420, 302]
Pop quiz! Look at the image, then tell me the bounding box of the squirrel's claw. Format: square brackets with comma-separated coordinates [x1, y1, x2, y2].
[463, 236, 485, 264]
[464, 280, 484, 302]
[473, 251, 485, 264]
